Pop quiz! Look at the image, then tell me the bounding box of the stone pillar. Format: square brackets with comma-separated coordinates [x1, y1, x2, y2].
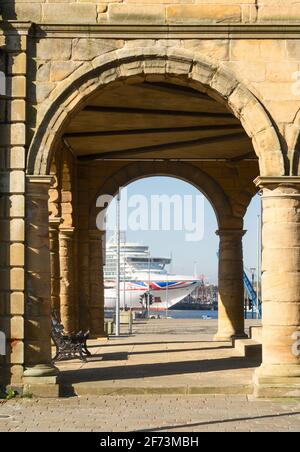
[254, 177, 300, 397]
[23, 176, 58, 396]
[59, 228, 76, 334]
[214, 229, 247, 341]
[78, 230, 90, 332]
[89, 230, 105, 338]
[49, 218, 61, 318]
[0, 24, 30, 387]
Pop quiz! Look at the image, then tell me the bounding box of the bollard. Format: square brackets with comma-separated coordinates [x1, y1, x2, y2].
[114, 311, 133, 335]
[105, 321, 114, 336]
[129, 311, 133, 335]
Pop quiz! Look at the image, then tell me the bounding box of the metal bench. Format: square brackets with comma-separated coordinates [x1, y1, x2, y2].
[51, 313, 91, 362]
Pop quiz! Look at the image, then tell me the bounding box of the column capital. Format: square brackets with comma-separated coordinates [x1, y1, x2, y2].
[59, 227, 75, 238]
[216, 229, 246, 238]
[49, 217, 62, 229]
[26, 175, 54, 198]
[26, 175, 54, 187]
[255, 176, 300, 199]
[254, 176, 300, 189]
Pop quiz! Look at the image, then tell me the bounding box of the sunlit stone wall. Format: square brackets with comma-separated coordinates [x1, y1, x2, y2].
[2, 1, 300, 24]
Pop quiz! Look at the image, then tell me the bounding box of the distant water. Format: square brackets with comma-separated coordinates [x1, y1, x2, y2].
[166, 310, 218, 320]
[105, 309, 217, 320]
[105, 309, 255, 320]
[155, 310, 256, 320]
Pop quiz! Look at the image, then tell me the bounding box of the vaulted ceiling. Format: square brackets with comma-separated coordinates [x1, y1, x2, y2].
[63, 81, 255, 163]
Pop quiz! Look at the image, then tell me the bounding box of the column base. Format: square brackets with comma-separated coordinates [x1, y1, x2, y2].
[253, 365, 300, 398]
[213, 332, 248, 342]
[23, 364, 60, 398]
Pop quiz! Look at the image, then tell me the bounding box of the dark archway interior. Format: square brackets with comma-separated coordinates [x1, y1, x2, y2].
[62, 81, 257, 164]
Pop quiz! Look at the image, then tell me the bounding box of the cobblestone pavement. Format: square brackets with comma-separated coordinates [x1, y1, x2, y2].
[0, 395, 300, 432]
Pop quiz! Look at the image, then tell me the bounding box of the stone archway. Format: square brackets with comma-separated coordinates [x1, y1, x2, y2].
[27, 47, 285, 178]
[86, 161, 247, 343]
[23, 46, 300, 399]
[90, 161, 236, 230]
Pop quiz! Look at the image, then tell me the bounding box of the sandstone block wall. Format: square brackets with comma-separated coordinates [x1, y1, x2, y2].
[2, 1, 300, 24]
[1, 1, 300, 391]
[0, 27, 27, 385]
[29, 36, 300, 171]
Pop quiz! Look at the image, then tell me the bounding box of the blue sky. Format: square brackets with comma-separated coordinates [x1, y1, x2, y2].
[106, 177, 261, 284]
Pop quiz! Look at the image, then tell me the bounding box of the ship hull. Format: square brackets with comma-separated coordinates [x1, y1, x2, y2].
[105, 280, 200, 311]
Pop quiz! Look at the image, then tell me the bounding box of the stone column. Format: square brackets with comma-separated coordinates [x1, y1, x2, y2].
[214, 229, 247, 341]
[49, 218, 61, 318]
[59, 228, 76, 334]
[0, 24, 30, 387]
[89, 230, 105, 338]
[78, 230, 90, 332]
[23, 176, 58, 396]
[254, 177, 300, 397]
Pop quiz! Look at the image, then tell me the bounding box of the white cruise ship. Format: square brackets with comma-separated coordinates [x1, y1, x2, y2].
[104, 240, 200, 311]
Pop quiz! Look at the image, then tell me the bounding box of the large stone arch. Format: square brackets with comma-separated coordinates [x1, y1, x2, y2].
[89, 161, 238, 231]
[27, 46, 285, 177]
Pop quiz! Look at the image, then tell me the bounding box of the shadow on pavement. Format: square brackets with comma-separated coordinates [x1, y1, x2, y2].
[60, 356, 259, 384]
[136, 411, 300, 432]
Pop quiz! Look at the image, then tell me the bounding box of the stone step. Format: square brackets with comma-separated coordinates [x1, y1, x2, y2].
[249, 326, 262, 343]
[234, 338, 262, 360]
[60, 383, 253, 397]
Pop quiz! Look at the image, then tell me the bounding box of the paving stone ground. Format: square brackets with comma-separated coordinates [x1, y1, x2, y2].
[1, 395, 300, 432]
[1, 318, 299, 432]
[57, 318, 261, 396]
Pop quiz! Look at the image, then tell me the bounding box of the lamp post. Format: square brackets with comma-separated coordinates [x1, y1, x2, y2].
[250, 267, 256, 319]
[148, 251, 151, 318]
[257, 212, 262, 320]
[115, 189, 121, 336]
[165, 273, 169, 319]
[123, 237, 126, 310]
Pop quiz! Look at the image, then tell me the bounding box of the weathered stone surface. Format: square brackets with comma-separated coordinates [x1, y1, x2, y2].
[43, 4, 97, 24]
[214, 230, 246, 341]
[1, 2, 42, 22]
[10, 243, 25, 267]
[50, 62, 81, 83]
[24, 176, 56, 381]
[10, 292, 25, 316]
[59, 228, 76, 334]
[37, 40, 72, 62]
[108, 4, 166, 24]
[2, 1, 300, 399]
[9, 148, 26, 170]
[8, 340, 24, 364]
[8, 53, 27, 76]
[258, 4, 300, 22]
[253, 178, 300, 396]
[72, 39, 123, 61]
[167, 5, 242, 24]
